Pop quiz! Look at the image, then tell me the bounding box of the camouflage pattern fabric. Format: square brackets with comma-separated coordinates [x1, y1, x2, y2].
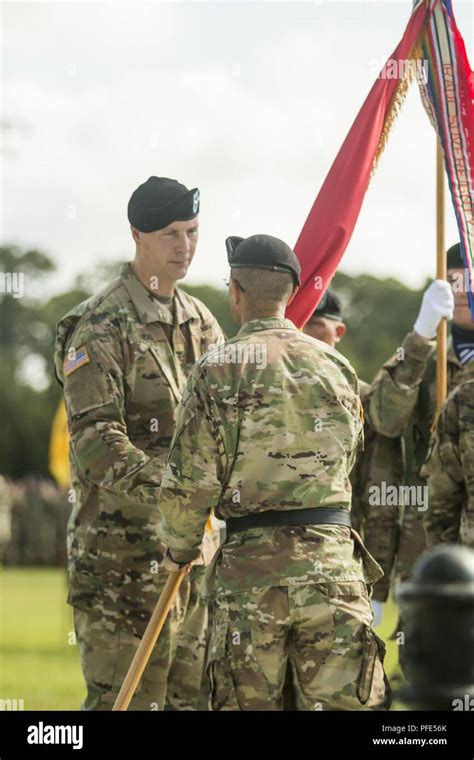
[157, 318, 379, 576]
[208, 582, 390, 711]
[365, 331, 464, 582]
[54, 262, 224, 709]
[421, 361, 474, 548]
[350, 382, 403, 603]
[73, 571, 208, 711]
[157, 317, 388, 710]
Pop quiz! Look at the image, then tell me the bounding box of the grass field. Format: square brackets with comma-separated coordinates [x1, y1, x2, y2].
[0, 567, 403, 711]
[0, 568, 84, 710]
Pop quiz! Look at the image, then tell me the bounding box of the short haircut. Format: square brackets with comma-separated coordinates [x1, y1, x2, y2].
[232, 267, 294, 313]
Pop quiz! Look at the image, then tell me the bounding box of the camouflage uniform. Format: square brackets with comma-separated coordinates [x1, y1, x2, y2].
[365, 332, 464, 583]
[157, 317, 391, 711]
[421, 360, 474, 548]
[54, 262, 224, 710]
[350, 382, 403, 603]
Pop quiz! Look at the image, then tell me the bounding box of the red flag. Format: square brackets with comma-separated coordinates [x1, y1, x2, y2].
[286, 1, 430, 328]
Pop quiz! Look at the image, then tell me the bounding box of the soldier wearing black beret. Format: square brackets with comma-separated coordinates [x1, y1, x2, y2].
[55, 176, 224, 711]
[303, 289, 346, 347]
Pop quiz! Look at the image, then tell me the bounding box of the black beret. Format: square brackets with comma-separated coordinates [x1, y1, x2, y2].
[446, 242, 465, 270]
[310, 290, 344, 321]
[128, 177, 199, 232]
[225, 234, 301, 287]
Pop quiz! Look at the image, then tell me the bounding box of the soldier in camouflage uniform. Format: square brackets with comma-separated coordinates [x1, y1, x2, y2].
[421, 357, 474, 548]
[54, 177, 224, 710]
[304, 292, 402, 621]
[365, 243, 471, 588]
[158, 234, 390, 711]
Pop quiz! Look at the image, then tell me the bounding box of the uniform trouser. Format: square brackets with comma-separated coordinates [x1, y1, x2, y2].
[73, 572, 208, 711]
[207, 580, 391, 711]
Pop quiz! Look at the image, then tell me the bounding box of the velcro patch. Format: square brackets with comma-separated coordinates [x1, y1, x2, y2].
[63, 346, 91, 377]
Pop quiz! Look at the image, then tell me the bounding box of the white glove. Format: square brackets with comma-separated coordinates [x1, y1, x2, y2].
[414, 280, 454, 340]
[371, 600, 384, 627]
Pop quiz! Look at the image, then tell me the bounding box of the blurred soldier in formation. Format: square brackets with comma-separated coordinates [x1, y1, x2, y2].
[0, 475, 12, 563]
[4, 477, 68, 566]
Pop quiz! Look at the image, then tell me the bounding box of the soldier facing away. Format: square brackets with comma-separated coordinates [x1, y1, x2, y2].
[158, 234, 391, 711]
[54, 177, 224, 710]
[303, 292, 403, 627]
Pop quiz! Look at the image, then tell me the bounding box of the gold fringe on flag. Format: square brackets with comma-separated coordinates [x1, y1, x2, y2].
[371, 38, 424, 178]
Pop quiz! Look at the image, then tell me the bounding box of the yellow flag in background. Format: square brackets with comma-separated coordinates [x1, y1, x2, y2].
[49, 400, 71, 488]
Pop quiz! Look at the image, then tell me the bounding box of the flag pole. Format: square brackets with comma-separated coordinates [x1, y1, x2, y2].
[436, 137, 447, 412]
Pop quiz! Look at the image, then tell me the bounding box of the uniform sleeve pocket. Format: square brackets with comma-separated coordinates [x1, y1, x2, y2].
[65, 363, 112, 418]
[206, 604, 240, 711]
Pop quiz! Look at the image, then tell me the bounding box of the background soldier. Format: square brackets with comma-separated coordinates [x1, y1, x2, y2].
[54, 176, 224, 710]
[304, 292, 402, 626]
[421, 358, 474, 548]
[0, 475, 12, 564]
[158, 234, 390, 711]
[365, 243, 471, 587]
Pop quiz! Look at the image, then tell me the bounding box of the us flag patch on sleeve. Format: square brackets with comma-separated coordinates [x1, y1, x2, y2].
[63, 346, 91, 377]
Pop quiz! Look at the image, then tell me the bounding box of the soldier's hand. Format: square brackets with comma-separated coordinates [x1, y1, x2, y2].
[160, 550, 194, 574]
[414, 280, 454, 340]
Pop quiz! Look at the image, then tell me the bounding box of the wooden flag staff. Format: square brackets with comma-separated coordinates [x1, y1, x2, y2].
[436, 137, 447, 413]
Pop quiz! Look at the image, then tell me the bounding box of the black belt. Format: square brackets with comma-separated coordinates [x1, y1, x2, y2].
[225, 507, 351, 536]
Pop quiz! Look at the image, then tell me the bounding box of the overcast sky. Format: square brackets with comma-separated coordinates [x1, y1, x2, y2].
[1, 0, 473, 297]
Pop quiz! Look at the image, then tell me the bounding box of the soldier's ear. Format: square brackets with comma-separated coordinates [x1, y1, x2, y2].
[131, 225, 140, 243]
[286, 286, 299, 307]
[335, 323, 346, 342]
[229, 278, 243, 310]
[229, 277, 238, 301]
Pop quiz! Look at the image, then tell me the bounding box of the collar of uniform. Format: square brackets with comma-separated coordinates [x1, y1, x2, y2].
[173, 287, 200, 325]
[236, 317, 297, 337]
[120, 263, 199, 326]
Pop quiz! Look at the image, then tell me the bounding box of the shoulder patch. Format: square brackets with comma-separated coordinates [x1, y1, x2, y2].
[63, 346, 91, 376]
